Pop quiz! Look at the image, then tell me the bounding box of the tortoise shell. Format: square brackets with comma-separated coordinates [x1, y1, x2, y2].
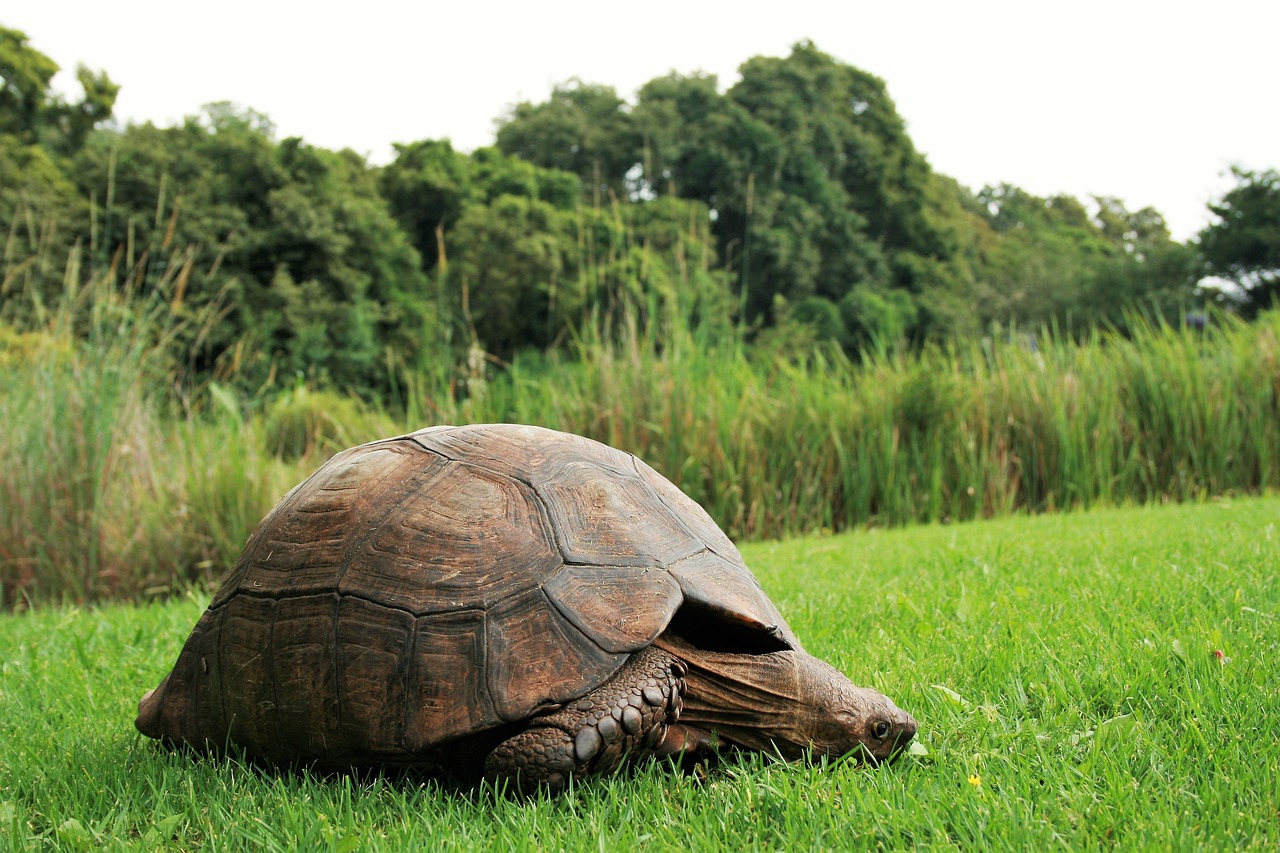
[138, 423, 798, 765]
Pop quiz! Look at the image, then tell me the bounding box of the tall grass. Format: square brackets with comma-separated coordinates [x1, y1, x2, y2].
[449, 308, 1280, 540]
[3, 263, 1279, 606]
[1, 264, 164, 604]
[0, 255, 293, 607]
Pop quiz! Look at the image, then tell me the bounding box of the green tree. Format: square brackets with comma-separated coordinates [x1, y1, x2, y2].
[469, 145, 581, 208]
[1199, 167, 1280, 314]
[972, 184, 1112, 328]
[631, 71, 735, 202]
[685, 42, 951, 331]
[495, 80, 640, 203]
[729, 42, 938, 258]
[447, 194, 575, 356]
[1, 26, 117, 315]
[633, 73, 795, 314]
[1087, 196, 1200, 327]
[972, 185, 1199, 332]
[262, 138, 430, 388]
[380, 140, 583, 274]
[633, 56, 892, 327]
[588, 43, 980, 342]
[0, 26, 59, 143]
[437, 186, 729, 359]
[41, 65, 119, 156]
[0, 25, 117, 153]
[378, 139, 473, 273]
[69, 106, 429, 392]
[571, 194, 733, 342]
[0, 135, 81, 297]
[71, 107, 282, 358]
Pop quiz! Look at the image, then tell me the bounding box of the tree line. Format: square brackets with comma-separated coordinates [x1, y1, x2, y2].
[2, 26, 1277, 396]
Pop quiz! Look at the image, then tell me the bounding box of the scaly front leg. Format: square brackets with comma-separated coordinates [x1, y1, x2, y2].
[483, 646, 685, 794]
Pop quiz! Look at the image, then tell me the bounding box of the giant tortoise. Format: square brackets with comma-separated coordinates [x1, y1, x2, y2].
[137, 424, 916, 792]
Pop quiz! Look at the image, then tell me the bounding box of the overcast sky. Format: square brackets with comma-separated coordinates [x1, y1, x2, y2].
[8, 1, 1278, 241]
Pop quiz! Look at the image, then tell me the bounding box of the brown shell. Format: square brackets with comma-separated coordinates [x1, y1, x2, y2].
[137, 423, 796, 765]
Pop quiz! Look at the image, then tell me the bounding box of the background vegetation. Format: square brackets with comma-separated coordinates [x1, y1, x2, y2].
[4, 272, 1279, 606]
[3, 24, 1280, 608]
[7, 27, 1278, 393]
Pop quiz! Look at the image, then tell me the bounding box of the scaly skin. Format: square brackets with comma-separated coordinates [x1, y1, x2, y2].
[482, 646, 685, 795]
[655, 634, 918, 764]
[482, 636, 917, 794]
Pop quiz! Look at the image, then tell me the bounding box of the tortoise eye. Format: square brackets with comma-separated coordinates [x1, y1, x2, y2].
[872, 720, 891, 739]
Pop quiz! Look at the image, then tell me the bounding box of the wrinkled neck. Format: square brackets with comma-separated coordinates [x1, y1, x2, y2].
[656, 636, 814, 757]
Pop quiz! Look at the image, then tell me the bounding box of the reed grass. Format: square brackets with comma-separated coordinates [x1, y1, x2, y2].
[454, 308, 1280, 541]
[3, 257, 1279, 606]
[0, 254, 291, 606]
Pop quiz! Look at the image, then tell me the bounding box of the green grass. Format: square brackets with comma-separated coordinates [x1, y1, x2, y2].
[3, 496, 1277, 850]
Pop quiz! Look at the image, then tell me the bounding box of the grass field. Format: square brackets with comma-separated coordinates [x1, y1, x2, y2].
[2, 496, 1278, 850]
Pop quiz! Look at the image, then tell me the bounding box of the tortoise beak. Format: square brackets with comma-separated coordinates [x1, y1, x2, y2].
[881, 710, 918, 762]
[857, 709, 918, 766]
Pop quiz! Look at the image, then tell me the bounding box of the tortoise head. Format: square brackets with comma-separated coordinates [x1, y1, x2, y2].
[794, 655, 918, 764]
[665, 638, 917, 764]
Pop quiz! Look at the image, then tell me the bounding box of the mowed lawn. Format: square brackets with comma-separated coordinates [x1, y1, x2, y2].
[2, 496, 1277, 850]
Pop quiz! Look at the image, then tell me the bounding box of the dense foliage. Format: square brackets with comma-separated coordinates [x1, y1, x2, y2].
[5, 266, 1280, 606]
[5, 27, 1272, 396]
[496, 42, 1210, 342]
[1199, 167, 1280, 313]
[4, 25, 1280, 609]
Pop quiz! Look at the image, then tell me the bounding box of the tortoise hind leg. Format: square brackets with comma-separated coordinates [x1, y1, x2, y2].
[483, 646, 685, 795]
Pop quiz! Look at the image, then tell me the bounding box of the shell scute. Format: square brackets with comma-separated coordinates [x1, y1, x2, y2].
[214, 442, 430, 606]
[339, 460, 560, 613]
[633, 456, 743, 563]
[269, 594, 342, 758]
[334, 596, 415, 755]
[410, 423, 616, 483]
[668, 550, 797, 647]
[219, 595, 281, 751]
[543, 564, 683, 653]
[484, 586, 626, 722]
[535, 461, 701, 567]
[404, 608, 494, 750]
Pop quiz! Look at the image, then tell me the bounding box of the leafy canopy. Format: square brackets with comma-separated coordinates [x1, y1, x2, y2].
[1199, 167, 1280, 315]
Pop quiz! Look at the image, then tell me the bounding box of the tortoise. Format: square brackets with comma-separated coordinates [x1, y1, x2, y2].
[136, 424, 916, 793]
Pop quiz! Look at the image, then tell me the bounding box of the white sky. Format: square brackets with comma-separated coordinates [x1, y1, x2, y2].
[7, 1, 1278, 241]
